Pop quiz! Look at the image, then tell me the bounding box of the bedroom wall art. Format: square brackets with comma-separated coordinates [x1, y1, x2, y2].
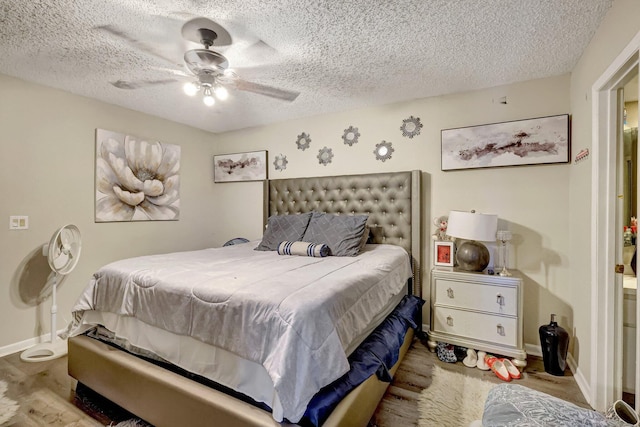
[441, 114, 570, 171]
[317, 147, 334, 166]
[273, 154, 288, 171]
[296, 132, 311, 151]
[374, 141, 394, 162]
[401, 116, 423, 138]
[95, 129, 180, 222]
[342, 126, 360, 146]
[213, 150, 268, 183]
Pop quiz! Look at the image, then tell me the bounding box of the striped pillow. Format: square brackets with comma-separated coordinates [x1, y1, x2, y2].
[277, 241, 330, 257]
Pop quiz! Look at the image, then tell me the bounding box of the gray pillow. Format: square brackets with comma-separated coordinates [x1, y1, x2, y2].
[255, 213, 313, 251]
[302, 212, 369, 256]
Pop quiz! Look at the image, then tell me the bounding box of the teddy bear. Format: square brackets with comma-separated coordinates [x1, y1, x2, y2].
[432, 215, 452, 241]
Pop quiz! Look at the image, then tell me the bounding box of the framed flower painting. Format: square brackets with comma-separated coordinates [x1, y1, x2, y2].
[95, 129, 180, 222]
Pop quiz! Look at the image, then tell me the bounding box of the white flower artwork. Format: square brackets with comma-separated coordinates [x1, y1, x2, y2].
[95, 129, 180, 222]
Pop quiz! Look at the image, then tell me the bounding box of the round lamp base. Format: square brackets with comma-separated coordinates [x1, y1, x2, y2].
[456, 241, 490, 272]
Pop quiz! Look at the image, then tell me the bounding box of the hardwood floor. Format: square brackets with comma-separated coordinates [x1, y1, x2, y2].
[0, 335, 590, 426]
[370, 334, 590, 426]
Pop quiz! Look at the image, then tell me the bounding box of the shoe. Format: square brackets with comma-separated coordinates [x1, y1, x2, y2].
[463, 349, 478, 368]
[502, 358, 521, 379]
[476, 351, 490, 370]
[484, 354, 498, 368]
[491, 359, 512, 382]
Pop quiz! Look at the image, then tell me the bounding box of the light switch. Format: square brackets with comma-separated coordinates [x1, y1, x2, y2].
[9, 216, 28, 230]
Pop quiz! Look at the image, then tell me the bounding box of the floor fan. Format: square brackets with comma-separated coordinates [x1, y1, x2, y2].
[21, 224, 81, 362]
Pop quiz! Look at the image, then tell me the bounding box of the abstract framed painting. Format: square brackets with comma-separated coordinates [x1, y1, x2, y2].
[95, 129, 180, 222]
[213, 150, 268, 183]
[441, 114, 570, 171]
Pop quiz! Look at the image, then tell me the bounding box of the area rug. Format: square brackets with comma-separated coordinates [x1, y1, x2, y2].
[417, 365, 497, 426]
[0, 380, 19, 426]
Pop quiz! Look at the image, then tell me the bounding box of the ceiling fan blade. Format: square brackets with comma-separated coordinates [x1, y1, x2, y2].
[110, 79, 177, 90]
[151, 66, 192, 78]
[233, 79, 300, 102]
[96, 24, 177, 65]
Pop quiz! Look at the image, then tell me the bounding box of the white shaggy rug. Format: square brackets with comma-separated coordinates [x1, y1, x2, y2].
[0, 380, 19, 426]
[418, 365, 497, 426]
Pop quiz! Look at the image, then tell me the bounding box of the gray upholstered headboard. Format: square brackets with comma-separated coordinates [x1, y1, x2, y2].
[263, 170, 422, 296]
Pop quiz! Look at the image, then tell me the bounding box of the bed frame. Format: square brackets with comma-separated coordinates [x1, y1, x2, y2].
[68, 170, 422, 427]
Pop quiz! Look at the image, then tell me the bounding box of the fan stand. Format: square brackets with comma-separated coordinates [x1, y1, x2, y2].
[20, 272, 67, 362]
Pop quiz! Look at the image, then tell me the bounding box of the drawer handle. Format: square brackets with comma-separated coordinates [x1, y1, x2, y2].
[447, 287, 454, 298]
[496, 293, 505, 306]
[447, 316, 454, 327]
[496, 324, 505, 336]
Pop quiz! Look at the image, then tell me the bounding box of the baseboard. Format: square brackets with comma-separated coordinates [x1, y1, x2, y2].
[0, 329, 67, 358]
[525, 343, 542, 358]
[566, 352, 592, 407]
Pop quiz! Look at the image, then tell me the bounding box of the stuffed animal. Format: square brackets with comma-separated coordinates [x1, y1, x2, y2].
[432, 215, 452, 241]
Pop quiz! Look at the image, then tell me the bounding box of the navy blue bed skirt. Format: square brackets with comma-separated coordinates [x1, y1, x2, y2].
[299, 294, 424, 427]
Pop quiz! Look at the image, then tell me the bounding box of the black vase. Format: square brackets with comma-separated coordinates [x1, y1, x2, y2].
[539, 314, 570, 376]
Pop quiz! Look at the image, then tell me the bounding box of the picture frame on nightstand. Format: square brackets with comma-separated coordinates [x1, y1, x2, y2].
[434, 241, 455, 267]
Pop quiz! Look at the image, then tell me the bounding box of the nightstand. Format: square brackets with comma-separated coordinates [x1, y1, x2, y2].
[427, 268, 527, 366]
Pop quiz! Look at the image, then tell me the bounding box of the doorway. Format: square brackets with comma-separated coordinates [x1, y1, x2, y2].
[592, 30, 640, 412]
[621, 74, 638, 408]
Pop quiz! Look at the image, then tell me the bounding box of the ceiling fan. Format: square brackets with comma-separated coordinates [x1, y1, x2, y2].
[105, 17, 300, 105]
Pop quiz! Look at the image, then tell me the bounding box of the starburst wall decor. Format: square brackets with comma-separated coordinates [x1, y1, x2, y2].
[342, 126, 360, 146]
[273, 154, 288, 171]
[401, 116, 423, 138]
[296, 132, 311, 151]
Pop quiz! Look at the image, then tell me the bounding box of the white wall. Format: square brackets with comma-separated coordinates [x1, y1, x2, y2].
[568, 0, 640, 392]
[0, 74, 218, 350]
[213, 74, 571, 348]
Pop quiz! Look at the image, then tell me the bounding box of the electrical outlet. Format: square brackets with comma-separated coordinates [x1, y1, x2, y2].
[9, 216, 28, 230]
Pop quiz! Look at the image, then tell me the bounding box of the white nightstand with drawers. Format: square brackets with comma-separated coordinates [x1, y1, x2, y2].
[427, 268, 527, 366]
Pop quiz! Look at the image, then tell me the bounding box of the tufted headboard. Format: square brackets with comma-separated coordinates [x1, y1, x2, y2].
[263, 170, 422, 296]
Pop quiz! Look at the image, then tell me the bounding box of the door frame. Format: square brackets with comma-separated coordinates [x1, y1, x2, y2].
[592, 30, 640, 411]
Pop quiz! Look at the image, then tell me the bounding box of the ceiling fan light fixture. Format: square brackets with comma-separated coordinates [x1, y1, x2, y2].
[183, 81, 199, 96]
[214, 85, 229, 101]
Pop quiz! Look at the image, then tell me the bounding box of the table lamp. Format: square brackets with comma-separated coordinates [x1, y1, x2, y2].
[447, 210, 498, 272]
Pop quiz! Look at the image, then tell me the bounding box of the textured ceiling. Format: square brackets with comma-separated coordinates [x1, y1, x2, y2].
[0, 0, 613, 133]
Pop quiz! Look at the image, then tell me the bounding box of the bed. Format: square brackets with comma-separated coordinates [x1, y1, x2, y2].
[67, 170, 422, 427]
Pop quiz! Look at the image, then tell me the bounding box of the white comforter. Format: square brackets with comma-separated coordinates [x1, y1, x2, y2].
[67, 242, 411, 422]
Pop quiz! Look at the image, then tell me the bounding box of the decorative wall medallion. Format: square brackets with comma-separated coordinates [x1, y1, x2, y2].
[342, 126, 360, 146]
[274, 154, 288, 171]
[400, 116, 423, 138]
[296, 132, 311, 151]
[374, 141, 394, 162]
[317, 147, 334, 166]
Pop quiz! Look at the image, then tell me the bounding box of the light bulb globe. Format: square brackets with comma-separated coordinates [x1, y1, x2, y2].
[203, 95, 216, 106]
[214, 86, 229, 100]
[183, 82, 198, 96]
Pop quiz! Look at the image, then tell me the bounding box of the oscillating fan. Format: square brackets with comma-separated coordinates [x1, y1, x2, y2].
[21, 224, 81, 362]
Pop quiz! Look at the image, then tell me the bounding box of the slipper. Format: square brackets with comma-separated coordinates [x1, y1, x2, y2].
[476, 351, 490, 370]
[491, 359, 512, 382]
[484, 354, 498, 368]
[502, 358, 521, 379]
[462, 349, 478, 368]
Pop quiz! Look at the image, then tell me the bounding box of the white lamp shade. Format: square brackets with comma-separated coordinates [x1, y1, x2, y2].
[447, 210, 498, 242]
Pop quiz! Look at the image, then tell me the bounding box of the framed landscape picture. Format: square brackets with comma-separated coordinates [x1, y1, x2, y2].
[441, 114, 570, 171]
[213, 150, 268, 183]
